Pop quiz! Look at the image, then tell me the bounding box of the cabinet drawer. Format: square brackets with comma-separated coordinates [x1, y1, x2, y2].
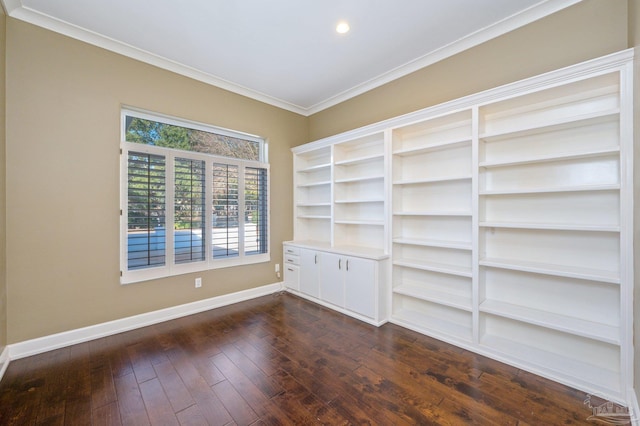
[284, 264, 299, 291]
[284, 245, 300, 256]
[284, 254, 300, 266]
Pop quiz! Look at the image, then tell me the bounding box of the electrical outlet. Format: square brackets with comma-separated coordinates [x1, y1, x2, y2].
[195, 277, 202, 288]
[275, 263, 280, 273]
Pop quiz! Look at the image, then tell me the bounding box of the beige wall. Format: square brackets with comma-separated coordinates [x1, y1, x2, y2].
[5, 18, 307, 343]
[308, 0, 629, 141]
[0, 8, 6, 352]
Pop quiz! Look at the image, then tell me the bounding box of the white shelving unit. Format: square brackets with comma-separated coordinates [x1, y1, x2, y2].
[474, 69, 628, 399]
[288, 132, 389, 326]
[293, 146, 332, 244]
[391, 109, 475, 346]
[332, 132, 387, 253]
[288, 49, 634, 404]
[292, 131, 388, 254]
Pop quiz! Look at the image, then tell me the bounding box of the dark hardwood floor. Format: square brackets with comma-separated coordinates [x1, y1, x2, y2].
[0, 292, 615, 425]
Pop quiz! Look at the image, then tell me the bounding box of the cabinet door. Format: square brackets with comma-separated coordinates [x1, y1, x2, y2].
[319, 252, 345, 307]
[299, 249, 320, 298]
[345, 257, 376, 318]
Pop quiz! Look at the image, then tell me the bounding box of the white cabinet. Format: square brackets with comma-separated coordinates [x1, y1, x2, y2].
[318, 252, 344, 307]
[344, 256, 377, 319]
[283, 243, 387, 325]
[283, 264, 299, 291]
[283, 245, 300, 291]
[298, 248, 320, 298]
[288, 50, 634, 403]
[319, 252, 377, 318]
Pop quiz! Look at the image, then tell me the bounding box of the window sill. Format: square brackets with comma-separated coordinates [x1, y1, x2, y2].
[121, 253, 271, 285]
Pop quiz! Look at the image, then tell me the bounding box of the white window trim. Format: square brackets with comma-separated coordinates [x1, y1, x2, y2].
[120, 109, 270, 285]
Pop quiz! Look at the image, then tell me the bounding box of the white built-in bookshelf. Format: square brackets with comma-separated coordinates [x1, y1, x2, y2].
[391, 109, 475, 344]
[333, 133, 387, 252]
[293, 145, 332, 243]
[287, 49, 634, 404]
[292, 131, 389, 256]
[287, 132, 389, 326]
[391, 109, 473, 343]
[474, 70, 627, 397]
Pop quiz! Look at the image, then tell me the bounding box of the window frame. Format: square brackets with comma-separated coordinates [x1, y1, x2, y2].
[120, 108, 270, 284]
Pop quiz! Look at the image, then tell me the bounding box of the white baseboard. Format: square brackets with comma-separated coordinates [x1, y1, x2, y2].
[0, 346, 9, 383]
[7, 282, 282, 361]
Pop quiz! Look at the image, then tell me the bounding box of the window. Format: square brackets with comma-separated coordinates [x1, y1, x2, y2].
[127, 152, 167, 270]
[121, 108, 269, 284]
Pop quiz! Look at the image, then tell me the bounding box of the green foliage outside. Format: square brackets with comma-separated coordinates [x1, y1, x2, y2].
[125, 117, 260, 160]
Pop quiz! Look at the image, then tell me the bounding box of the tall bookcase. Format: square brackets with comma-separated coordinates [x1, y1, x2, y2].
[288, 131, 389, 326]
[289, 49, 634, 403]
[333, 132, 387, 252]
[391, 110, 474, 344]
[475, 71, 627, 396]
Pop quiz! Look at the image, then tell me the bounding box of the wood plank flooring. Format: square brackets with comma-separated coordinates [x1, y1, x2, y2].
[0, 292, 617, 425]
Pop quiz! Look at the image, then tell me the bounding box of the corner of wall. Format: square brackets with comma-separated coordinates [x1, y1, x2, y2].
[0, 3, 7, 356]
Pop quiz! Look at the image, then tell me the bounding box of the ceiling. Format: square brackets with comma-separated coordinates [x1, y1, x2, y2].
[3, 0, 580, 115]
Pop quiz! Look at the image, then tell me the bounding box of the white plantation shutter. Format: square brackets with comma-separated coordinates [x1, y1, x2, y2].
[126, 152, 166, 270]
[174, 158, 206, 264]
[212, 163, 239, 258]
[244, 166, 268, 255]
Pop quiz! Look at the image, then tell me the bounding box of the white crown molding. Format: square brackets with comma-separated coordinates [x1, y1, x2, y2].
[2, 0, 582, 116]
[304, 0, 583, 115]
[2, 0, 19, 14]
[7, 282, 282, 360]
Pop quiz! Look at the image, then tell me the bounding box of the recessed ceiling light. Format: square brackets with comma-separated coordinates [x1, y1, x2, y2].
[336, 21, 350, 34]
